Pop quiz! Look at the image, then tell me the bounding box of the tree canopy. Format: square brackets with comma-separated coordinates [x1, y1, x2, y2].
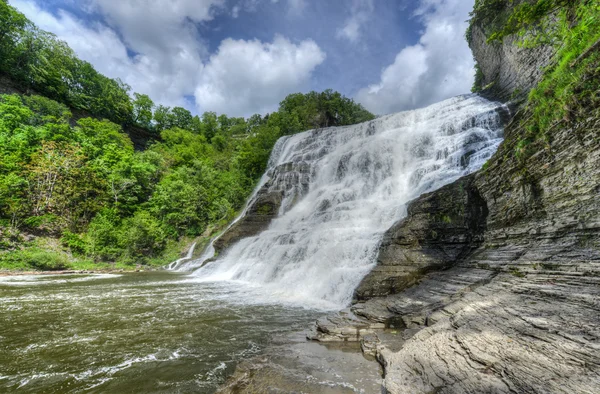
[0, 0, 375, 269]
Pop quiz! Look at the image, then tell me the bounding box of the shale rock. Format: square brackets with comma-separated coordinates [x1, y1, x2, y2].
[354, 175, 488, 300]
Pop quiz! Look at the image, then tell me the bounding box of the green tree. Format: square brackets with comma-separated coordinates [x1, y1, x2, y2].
[201, 111, 219, 142]
[172, 107, 193, 130]
[133, 93, 154, 129]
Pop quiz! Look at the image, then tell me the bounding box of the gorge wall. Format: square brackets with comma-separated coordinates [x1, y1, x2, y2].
[308, 4, 600, 394]
[214, 2, 600, 392]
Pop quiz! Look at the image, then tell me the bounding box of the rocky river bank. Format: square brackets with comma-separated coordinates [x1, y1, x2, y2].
[213, 3, 600, 391]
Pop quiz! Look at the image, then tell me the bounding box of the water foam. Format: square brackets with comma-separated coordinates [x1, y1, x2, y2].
[191, 95, 507, 309]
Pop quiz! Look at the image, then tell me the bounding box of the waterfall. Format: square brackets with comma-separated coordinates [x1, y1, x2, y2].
[191, 95, 507, 310]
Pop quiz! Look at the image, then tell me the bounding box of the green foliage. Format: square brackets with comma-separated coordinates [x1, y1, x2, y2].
[0, 88, 374, 269]
[472, 63, 485, 93]
[466, 0, 509, 43]
[469, 0, 600, 163]
[120, 211, 166, 260]
[0, 1, 135, 125]
[278, 89, 375, 131]
[467, 0, 575, 46]
[133, 93, 154, 129]
[488, 0, 573, 45]
[507, 0, 600, 165]
[60, 231, 86, 255]
[509, 267, 526, 277]
[525, 1, 600, 133]
[0, 247, 69, 271]
[0, 2, 376, 270]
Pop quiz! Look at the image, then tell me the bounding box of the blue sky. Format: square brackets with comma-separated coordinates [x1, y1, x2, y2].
[9, 0, 476, 117]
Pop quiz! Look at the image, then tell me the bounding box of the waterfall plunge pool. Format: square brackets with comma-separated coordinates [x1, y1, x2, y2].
[0, 272, 337, 393]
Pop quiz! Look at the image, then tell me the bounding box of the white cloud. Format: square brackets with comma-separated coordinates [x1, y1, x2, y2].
[356, 0, 475, 115]
[195, 36, 325, 116]
[269, 0, 306, 15]
[9, 0, 325, 116]
[337, 0, 374, 43]
[10, 0, 214, 109]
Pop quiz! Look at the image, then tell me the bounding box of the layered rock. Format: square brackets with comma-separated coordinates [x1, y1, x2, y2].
[469, 24, 555, 102]
[467, 0, 556, 103]
[354, 175, 488, 300]
[213, 187, 283, 253]
[316, 44, 600, 394]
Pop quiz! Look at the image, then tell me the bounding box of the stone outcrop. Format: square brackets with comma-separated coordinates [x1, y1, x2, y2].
[467, 0, 556, 103]
[213, 188, 283, 253]
[469, 24, 555, 103]
[354, 175, 488, 300]
[315, 64, 600, 394]
[213, 149, 312, 255]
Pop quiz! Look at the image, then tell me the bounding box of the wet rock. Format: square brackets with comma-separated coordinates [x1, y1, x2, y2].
[218, 332, 383, 394]
[381, 272, 600, 394]
[354, 175, 488, 301]
[337, 94, 600, 392]
[213, 189, 283, 253]
[308, 309, 384, 342]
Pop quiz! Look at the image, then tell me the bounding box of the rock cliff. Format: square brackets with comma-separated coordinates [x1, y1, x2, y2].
[312, 109, 600, 393]
[469, 23, 554, 103]
[310, 3, 600, 393]
[217, 2, 600, 392]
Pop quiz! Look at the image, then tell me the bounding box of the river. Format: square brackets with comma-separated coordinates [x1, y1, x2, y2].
[0, 272, 322, 393]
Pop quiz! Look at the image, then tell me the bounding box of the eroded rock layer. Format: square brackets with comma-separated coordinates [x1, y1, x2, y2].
[315, 86, 600, 394]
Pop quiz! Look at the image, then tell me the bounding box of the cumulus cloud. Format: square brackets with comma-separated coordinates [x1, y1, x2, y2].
[10, 0, 213, 109]
[195, 36, 325, 116]
[337, 0, 374, 43]
[9, 0, 325, 115]
[356, 0, 475, 115]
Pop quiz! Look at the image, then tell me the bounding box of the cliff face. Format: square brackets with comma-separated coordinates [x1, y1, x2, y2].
[213, 154, 311, 255]
[354, 175, 488, 300]
[469, 24, 555, 102]
[315, 5, 600, 393]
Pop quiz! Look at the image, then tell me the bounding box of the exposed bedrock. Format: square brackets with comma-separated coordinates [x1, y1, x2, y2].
[213, 158, 311, 255]
[354, 174, 488, 301]
[314, 93, 600, 393]
[469, 24, 555, 103]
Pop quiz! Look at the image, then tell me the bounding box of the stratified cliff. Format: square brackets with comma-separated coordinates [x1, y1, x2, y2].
[468, 14, 555, 102]
[310, 2, 600, 393]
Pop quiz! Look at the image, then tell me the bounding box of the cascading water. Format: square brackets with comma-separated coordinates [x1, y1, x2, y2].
[190, 95, 507, 310]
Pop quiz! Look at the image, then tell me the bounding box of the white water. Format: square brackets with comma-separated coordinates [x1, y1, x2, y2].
[174, 137, 293, 272]
[167, 242, 197, 270]
[191, 95, 507, 310]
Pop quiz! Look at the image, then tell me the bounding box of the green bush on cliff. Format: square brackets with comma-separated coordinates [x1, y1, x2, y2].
[525, 1, 600, 137]
[469, 0, 600, 159]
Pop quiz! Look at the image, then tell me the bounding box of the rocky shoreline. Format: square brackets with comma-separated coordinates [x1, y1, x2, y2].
[214, 3, 600, 392]
[0, 268, 158, 276]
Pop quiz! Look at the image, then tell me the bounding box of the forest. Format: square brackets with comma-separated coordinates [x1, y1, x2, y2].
[0, 0, 375, 270]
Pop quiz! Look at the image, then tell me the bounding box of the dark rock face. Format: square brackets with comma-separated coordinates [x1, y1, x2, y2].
[333, 56, 600, 394]
[213, 188, 283, 253]
[469, 113, 600, 272]
[213, 150, 312, 256]
[469, 20, 555, 102]
[354, 175, 488, 300]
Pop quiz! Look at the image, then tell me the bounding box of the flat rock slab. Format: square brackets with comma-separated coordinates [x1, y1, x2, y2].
[218, 331, 382, 393]
[306, 265, 600, 393]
